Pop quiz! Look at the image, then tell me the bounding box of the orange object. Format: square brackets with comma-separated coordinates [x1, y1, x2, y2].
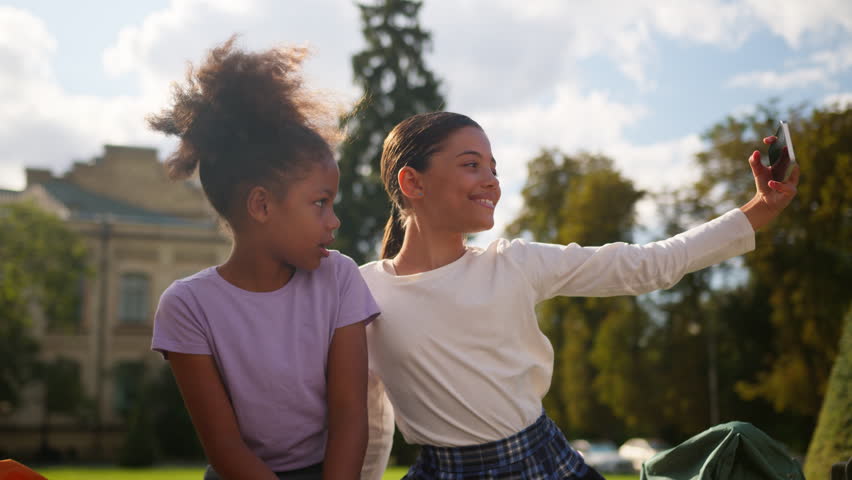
[0, 460, 47, 480]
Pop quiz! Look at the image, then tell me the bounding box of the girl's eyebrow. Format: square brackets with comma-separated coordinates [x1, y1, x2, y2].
[456, 150, 497, 166]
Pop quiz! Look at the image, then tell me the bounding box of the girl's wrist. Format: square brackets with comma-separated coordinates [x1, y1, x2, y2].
[739, 194, 776, 232]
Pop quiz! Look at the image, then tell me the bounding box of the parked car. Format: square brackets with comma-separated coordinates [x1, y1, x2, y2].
[618, 437, 672, 471]
[570, 439, 634, 474]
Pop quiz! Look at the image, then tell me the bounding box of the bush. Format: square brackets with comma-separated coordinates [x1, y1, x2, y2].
[118, 402, 156, 467]
[804, 307, 852, 478]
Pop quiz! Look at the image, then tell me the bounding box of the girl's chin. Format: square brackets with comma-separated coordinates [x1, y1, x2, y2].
[465, 222, 495, 234]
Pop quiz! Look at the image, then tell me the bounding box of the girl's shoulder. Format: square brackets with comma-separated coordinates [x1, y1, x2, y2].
[323, 250, 359, 275]
[355, 239, 527, 284]
[160, 266, 218, 300]
[358, 257, 385, 275]
[318, 250, 367, 288]
[481, 237, 536, 257]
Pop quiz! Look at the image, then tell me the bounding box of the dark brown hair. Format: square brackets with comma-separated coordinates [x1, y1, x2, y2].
[379, 112, 482, 258]
[147, 36, 339, 228]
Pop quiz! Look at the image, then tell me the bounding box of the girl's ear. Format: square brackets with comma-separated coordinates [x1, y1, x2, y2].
[246, 186, 271, 223]
[398, 166, 425, 200]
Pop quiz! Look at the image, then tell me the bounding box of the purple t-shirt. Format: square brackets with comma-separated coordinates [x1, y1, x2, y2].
[151, 251, 379, 471]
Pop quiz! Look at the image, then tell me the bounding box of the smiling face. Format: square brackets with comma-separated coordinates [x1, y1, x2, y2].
[263, 157, 341, 271]
[412, 126, 501, 234]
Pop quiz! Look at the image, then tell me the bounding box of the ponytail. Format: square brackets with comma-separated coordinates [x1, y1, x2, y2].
[380, 205, 406, 259]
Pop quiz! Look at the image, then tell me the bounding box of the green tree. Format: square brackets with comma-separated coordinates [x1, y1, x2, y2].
[804, 307, 852, 479]
[674, 104, 852, 419]
[116, 364, 204, 464]
[0, 203, 88, 411]
[647, 103, 852, 451]
[640, 193, 753, 439]
[335, 0, 445, 263]
[148, 366, 204, 460]
[119, 399, 156, 467]
[506, 150, 649, 438]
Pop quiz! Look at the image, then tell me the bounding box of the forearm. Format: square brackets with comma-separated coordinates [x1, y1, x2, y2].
[361, 374, 395, 480]
[205, 438, 278, 480]
[322, 411, 368, 480]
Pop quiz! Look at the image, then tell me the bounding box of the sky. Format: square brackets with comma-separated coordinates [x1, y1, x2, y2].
[1, 0, 851, 246]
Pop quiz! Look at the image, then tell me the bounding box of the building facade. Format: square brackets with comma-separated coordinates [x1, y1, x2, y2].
[0, 145, 231, 460]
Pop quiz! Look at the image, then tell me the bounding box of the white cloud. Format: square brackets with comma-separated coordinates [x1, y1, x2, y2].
[103, 0, 361, 102]
[0, 163, 25, 191]
[728, 44, 852, 90]
[0, 6, 55, 88]
[809, 46, 852, 74]
[727, 68, 831, 90]
[424, 0, 761, 102]
[2, 0, 850, 244]
[475, 84, 647, 154]
[0, 7, 163, 190]
[744, 0, 852, 48]
[822, 92, 852, 109]
[0, 1, 363, 191]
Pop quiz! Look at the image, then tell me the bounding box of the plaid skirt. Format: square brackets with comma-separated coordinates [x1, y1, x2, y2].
[402, 413, 605, 480]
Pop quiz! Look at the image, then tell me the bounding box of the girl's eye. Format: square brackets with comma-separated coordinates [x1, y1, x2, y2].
[465, 162, 478, 168]
[314, 199, 327, 207]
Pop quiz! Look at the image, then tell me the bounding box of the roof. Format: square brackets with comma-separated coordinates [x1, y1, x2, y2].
[40, 180, 214, 227]
[0, 189, 22, 203]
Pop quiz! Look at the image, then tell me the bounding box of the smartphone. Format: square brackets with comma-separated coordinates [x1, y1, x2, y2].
[765, 120, 797, 182]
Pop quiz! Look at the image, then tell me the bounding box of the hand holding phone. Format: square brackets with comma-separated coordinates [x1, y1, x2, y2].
[764, 120, 797, 182]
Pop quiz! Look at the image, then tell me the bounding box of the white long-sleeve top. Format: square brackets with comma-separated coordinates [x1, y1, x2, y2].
[358, 209, 755, 478]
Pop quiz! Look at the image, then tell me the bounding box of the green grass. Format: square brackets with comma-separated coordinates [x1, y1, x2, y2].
[381, 467, 637, 479]
[35, 466, 205, 480]
[36, 465, 638, 479]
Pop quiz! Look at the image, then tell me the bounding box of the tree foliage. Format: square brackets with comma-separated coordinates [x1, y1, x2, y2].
[0, 203, 89, 411]
[502, 103, 852, 448]
[673, 104, 852, 417]
[644, 103, 852, 451]
[506, 150, 650, 438]
[335, 0, 445, 263]
[804, 307, 852, 479]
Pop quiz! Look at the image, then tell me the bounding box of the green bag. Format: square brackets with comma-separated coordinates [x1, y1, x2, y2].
[641, 421, 804, 480]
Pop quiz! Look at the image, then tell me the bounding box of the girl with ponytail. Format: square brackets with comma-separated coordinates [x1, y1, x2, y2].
[148, 38, 379, 480]
[359, 112, 799, 480]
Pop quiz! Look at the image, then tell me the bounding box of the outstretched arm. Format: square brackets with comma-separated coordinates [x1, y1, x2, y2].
[511, 141, 801, 301]
[169, 353, 278, 480]
[740, 136, 800, 231]
[324, 320, 369, 480]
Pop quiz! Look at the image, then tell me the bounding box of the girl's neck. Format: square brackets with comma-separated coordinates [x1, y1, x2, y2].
[217, 237, 295, 292]
[392, 219, 467, 275]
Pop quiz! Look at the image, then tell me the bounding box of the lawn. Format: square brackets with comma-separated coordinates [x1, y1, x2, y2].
[35, 465, 639, 479]
[381, 467, 637, 479]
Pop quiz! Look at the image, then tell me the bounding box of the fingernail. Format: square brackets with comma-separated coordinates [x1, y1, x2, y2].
[754, 150, 760, 159]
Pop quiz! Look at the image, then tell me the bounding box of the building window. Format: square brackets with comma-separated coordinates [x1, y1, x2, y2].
[118, 273, 150, 324]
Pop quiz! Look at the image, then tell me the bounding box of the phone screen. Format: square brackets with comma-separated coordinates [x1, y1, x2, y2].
[766, 121, 796, 182]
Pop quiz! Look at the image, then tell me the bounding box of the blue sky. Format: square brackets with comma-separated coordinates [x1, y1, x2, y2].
[1, 0, 850, 243]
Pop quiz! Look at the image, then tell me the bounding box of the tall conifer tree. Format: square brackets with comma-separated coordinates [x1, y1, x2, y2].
[336, 0, 445, 263]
